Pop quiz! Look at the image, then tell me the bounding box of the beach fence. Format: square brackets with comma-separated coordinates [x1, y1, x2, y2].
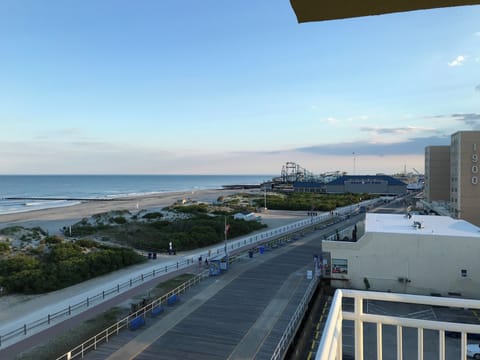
[55, 270, 210, 360]
[0, 256, 200, 349]
[0, 199, 380, 350]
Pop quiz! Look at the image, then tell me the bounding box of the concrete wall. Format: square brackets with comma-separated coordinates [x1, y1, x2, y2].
[323, 232, 480, 299]
[451, 131, 480, 226]
[325, 183, 406, 195]
[425, 146, 450, 202]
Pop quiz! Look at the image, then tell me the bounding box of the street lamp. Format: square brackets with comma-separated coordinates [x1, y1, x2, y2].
[353, 152, 356, 175]
[264, 186, 267, 212]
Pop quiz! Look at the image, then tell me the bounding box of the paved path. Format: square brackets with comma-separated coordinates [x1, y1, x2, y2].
[82, 231, 323, 360]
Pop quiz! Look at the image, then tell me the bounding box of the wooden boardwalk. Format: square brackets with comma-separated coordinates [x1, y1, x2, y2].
[83, 234, 322, 360]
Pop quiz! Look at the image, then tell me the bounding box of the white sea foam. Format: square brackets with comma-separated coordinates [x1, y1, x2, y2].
[0, 200, 82, 215]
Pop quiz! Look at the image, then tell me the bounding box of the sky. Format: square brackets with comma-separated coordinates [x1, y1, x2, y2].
[0, 1, 479, 176]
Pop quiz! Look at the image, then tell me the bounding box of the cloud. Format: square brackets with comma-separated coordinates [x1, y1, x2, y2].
[33, 128, 87, 141]
[325, 117, 338, 124]
[451, 113, 480, 128]
[359, 126, 438, 136]
[294, 136, 450, 156]
[425, 113, 480, 129]
[448, 55, 466, 67]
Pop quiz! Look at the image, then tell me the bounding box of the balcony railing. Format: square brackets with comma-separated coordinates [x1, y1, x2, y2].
[316, 289, 480, 360]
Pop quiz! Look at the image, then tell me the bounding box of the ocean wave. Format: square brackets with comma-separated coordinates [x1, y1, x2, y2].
[0, 200, 82, 215]
[0, 174, 268, 215]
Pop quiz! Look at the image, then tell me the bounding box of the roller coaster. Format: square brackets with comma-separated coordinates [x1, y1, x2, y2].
[275, 162, 344, 184]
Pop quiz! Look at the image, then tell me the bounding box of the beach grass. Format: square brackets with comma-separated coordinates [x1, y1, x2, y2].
[154, 273, 195, 293]
[15, 307, 125, 360]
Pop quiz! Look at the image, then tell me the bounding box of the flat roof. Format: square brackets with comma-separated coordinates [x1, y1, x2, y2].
[365, 213, 480, 237]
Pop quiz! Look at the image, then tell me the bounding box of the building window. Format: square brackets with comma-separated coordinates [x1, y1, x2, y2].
[332, 258, 348, 274]
[461, 269, 467, 277]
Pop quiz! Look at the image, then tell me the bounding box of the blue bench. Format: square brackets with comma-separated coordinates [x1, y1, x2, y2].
[151, 306, 164, 317]
[167, 294, 178, 306]
[129, 316, 145, 331]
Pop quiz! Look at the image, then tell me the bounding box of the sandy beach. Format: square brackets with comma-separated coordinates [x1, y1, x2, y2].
[0, 189, 255, 234]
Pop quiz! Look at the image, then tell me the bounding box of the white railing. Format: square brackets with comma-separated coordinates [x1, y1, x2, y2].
[316, 289, 480, 360]
[271, 275, 319, 360]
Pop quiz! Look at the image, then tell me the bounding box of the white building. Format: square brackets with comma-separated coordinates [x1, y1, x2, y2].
[233, 212, 257, 221]
[323, 213, 480, 299]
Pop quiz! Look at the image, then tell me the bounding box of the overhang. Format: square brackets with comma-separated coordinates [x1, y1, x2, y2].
[290, 0, 480, 22]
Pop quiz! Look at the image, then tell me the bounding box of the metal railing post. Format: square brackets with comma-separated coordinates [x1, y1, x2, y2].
[438, 329, 445, 360]
[377, 323, 383, 360]
[418, 328, 424, 360]
[354, 296, 363, 360]
[396, 325, 402, 360]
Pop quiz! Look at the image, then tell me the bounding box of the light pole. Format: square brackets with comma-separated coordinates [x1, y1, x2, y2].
[224, 215, 229, 256]
[264, 186, 267, 212]
[353, 152, 356, 175]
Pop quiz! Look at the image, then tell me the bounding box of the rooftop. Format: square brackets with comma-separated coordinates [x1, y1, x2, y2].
[365, 213, 480, 237]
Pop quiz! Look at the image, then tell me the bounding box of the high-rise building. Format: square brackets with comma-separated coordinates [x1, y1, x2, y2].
[450, 131, 480, 225]
[424, 146, 450, 202]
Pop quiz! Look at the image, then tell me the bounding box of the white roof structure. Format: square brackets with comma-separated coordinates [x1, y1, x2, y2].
[365, 213, 480, 238]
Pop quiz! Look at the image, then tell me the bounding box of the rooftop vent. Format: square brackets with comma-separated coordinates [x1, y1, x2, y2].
[413, 221, 424, 229]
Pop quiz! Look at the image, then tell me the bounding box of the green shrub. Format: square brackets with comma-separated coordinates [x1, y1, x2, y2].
[76, 239, 99, 248]
[112, 216, 127, 224]
[174, 204, 208, 214]
[0, 243, 144, 294]
[253, 192, 377, 211]
[0, 226, 24, 235]
[142, 212, 163, 220]
[0, 242, 10, 253]
[45, 236, 62, 244]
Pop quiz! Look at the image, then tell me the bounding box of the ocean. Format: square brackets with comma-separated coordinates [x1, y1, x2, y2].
[0, 175, 271, 215]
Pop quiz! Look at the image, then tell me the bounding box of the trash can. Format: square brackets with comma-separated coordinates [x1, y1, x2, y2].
[259, 246, 265, 254]
[248, 250, 253, 258]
